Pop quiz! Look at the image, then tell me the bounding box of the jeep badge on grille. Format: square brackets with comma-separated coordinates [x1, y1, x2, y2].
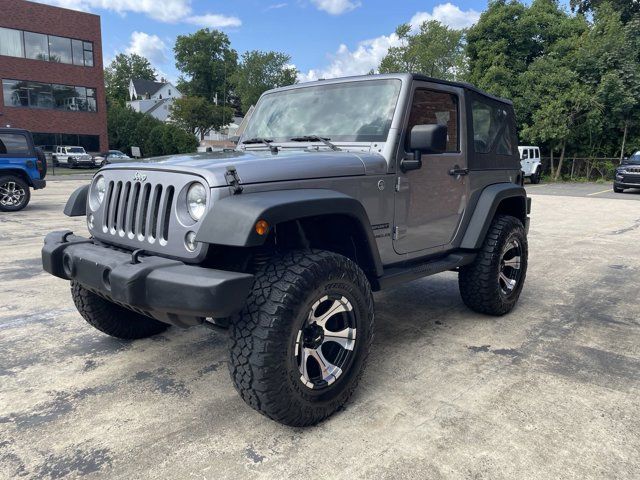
[133, 172, 147, 182]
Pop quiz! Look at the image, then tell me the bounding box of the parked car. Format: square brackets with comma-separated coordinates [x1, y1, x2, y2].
[93, 150, 131, 167]
[53, 146, 95, 168]
[518, 145, 542, 184]
[0, 128, 46, 212]
[614, 151, 640, 193]
[42, 73, 530, 426]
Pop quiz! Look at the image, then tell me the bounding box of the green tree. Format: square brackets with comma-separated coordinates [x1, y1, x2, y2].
[174, 29, 238, 105]
[232, 50, 297, 113]
[570, 0, 640, 23]
[104, 53, 156, 106]
[170, 96, 234, 140]
[378, 21, 466, 80]
[107, 104, 197, 156]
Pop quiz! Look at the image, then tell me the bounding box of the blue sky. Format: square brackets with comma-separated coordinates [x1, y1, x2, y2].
[34, 1, 490, 82]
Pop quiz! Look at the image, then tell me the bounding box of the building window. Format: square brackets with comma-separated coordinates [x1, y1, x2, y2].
[48, 35, 73, 64]
[3, 79, 98, 112]
[0, 27, 93, 67]
[0, 27, 24, 58]
[24, 32, 49, 61]
[32, 132, 100, 152]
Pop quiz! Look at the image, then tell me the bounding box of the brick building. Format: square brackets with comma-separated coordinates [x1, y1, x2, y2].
[0, 0, 107, 152]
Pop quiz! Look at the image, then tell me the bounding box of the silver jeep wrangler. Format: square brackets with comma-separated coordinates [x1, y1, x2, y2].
[42, 74, 530, 426]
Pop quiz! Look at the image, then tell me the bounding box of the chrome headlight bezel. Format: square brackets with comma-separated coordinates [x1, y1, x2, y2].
[89, 175, 107, 212]
[186, 182, 207, 222]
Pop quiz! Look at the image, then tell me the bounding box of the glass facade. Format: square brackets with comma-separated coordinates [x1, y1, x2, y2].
[0, 27, 93, 67]
[32, 132, 100, 152]
[3, 79, 97, 112]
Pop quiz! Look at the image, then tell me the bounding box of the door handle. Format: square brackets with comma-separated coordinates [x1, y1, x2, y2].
[449, 166, 469, 176]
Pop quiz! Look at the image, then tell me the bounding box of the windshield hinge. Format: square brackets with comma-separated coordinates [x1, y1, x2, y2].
[224, 166, 243, 195]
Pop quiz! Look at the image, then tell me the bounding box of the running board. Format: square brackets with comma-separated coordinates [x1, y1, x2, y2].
[377, 252, 476, 290]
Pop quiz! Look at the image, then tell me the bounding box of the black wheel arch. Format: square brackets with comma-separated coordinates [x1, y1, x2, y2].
[196, 189, 384, 279]
[460, 183, 530, 250]
[0, 169, 33, 188]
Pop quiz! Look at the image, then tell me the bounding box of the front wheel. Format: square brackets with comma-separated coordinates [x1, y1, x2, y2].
[613, 185, 624, 193]
[71, 281, 170, 339]
[530, 169, 541, 184]
[0, 175, 31, 212]
[229, 250, 374, 427]
[459, 215, 528, 316]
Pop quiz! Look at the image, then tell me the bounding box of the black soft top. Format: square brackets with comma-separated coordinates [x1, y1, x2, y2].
[410, 74, 513, 106]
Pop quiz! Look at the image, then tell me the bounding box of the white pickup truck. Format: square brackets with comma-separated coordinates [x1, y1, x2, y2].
[52, 146, 95, 168]
[518, 146, 542, 184]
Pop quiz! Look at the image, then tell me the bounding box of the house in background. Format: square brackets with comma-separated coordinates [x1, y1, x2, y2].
[127, 78, 181, 122]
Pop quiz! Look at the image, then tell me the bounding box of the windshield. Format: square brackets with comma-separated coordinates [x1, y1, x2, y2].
[68, 147, 85, 153]
[625, 151, 640, 165]
[242, 79, 402, 143]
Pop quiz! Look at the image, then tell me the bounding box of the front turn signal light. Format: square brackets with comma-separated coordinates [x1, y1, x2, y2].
[255, 220, 269, 236]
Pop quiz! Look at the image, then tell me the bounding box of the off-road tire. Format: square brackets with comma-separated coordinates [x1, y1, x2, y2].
[229, 250, 374, 427]
[71, 281, 169, 339]
[459, 215, 528, 316]
[530, 169, 541, 184]
[613, 186, 624, 193]
[0, 175, 31, 212]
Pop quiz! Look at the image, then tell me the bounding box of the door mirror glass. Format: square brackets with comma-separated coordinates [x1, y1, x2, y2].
[410, 124, 448, 154]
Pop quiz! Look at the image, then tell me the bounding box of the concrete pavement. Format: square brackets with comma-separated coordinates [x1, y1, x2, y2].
[1, 179, 639, 479]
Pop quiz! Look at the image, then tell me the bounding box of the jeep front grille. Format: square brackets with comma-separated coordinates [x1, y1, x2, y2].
[103, 180, 175, 244]
[88, 169, 211, 262]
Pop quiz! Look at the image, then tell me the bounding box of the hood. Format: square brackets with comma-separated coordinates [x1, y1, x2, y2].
[101, 149, 388, 187]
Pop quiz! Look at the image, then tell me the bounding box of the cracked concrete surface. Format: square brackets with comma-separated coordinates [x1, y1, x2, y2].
[1, 179, 639, 479]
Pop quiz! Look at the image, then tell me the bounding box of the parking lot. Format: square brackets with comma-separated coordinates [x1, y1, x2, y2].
[1, 178, 639, 479]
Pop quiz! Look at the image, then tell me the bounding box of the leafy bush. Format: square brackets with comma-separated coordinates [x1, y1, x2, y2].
[107, 104, 198, 157]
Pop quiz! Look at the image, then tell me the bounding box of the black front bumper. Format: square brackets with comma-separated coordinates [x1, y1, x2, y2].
[614, 180, 640, 189]
[42, 231, 255, 327]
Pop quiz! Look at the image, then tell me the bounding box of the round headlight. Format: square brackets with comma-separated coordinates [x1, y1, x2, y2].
[89, 176, 107, 211]
[187, 182, 207, 221]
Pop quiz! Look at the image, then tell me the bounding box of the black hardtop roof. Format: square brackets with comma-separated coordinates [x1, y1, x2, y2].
[0, 128, 31, 134]
[409, 73, 514, 106]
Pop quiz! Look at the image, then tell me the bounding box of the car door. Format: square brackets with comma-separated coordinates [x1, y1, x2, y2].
[393, 83, 468, 255]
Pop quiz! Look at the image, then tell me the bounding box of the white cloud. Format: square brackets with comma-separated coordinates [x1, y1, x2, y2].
[311, 0, 360, 15]
[185, 13, 242, 28]
[301, 3, 480, 82]
[126, 31, 167, 64]
[409, 2, 480, 30]
[33, 0, 241, 27]
[266, 3, 288, 10]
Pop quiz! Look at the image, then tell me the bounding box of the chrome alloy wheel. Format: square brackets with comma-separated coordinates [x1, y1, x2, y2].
[499, 238, 523, 296]
[295, 295, 357, 389]
[0, 181, 26, 207]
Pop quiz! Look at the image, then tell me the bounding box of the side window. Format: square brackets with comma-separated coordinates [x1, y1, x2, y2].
[472, 99, 513, 155]
[0, 134, 29, 155]
[407, 89, 459, 153]
[522, 150, 529, 159]
[529, 148, 534, 159]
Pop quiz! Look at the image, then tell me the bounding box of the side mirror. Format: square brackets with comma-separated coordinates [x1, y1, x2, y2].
[401, 124, 448, 173]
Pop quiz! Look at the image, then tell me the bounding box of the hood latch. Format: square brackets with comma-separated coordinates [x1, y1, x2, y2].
[225, 166, 244, 195]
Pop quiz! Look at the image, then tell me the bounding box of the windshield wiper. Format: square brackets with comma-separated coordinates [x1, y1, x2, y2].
[290, 135, 341, 151]
[242, 137, 278, 154]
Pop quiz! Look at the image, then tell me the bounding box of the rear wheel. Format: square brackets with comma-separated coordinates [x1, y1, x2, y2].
[459, 215, 528, 316]
[229, 250, 374, 426]
[71, 281, 170, 339]
[530, 169, 541, 184]
[0, 175, 30, 212]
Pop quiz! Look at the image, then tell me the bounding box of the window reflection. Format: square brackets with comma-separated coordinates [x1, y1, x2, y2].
[243, 80, 402, 143]
[48, 35, 72, 64]
[24, 32, 49, 61]
[3, 79, 97, 112]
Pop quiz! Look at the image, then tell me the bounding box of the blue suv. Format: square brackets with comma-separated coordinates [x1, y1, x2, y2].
[0, 128, 47, 212]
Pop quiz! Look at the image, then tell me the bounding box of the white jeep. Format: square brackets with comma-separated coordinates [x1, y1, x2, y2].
[518, 145, 542, 184]
[53, 146, 95, 169]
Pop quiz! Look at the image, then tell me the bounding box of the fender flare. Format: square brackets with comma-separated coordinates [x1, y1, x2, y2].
[64, 184, 89, 217]
[460, 184, 528, 250]
[196, 189, 384, 277]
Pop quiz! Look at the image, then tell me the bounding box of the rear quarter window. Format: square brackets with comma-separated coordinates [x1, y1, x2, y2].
[472, 100, 513, 156]
[0, 133, 30, 155]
